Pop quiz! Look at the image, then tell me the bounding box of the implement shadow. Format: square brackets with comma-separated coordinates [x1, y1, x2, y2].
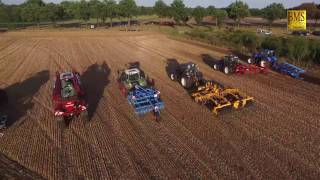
[81, 62, 110, 120]
[0, 70, 50, 127]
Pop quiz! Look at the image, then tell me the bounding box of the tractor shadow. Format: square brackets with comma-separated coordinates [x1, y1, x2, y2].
[165, 58, 180, 78]
[301, 73, 320, 86]
[81, 62, 110, 120]
[201, 54, 220, 69]
[0, 70, 50, 128]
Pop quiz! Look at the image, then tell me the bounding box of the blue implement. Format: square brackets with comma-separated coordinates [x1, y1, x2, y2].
[127, 86, 164, 115]
[272, 62, 305, 79]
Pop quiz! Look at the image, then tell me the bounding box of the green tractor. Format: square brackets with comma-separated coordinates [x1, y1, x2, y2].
[117, 66, 148, 95]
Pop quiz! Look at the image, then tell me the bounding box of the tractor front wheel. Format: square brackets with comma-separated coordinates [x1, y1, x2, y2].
[213, 64, 219, 70]
[170, 73, 177, 81]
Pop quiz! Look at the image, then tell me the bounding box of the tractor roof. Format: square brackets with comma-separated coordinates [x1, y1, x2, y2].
[60, 72, 74, 80]
[125, 68, 140, 75]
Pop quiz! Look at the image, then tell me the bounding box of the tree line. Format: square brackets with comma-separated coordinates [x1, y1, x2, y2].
[0, 0, 319, 28]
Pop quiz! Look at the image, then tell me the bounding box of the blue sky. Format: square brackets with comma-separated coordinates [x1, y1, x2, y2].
[2, 0, 319, 8]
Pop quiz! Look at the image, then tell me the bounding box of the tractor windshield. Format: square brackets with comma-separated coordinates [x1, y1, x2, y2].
[128, 73, 140, 82]
[61, 79, 77, 98]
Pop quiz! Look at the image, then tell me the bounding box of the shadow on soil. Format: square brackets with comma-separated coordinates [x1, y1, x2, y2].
[201, 54, 220, 69]
[81, 62, 110, 120]
[0, 70, 50, 127]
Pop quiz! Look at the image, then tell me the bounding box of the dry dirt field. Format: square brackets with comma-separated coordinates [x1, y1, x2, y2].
[0, 29, 320, 179]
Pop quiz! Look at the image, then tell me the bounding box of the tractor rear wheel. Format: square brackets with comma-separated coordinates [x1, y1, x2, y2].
[259, 60, 267, 68]
[223, 66, 231, 75]
[181, 77, 193, 89]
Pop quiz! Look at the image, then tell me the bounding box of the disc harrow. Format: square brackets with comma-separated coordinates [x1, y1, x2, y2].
[191, 82, 254, 115]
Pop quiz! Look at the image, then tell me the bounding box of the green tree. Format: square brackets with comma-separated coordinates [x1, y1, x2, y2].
[61, 1, 81, 20]
[104, 0, 118, 27]
[250, 8, 263, 17]
[90, 0, 103, 25]
[79, 0, 90, 22]
[206, 5, 216, 16]
[170, 0, 188, 24]
[192, 6, 206, 25]
[154, 0, 169, 18]
[262, 3, 285, 28]
[119, 0, 138, 26]
[227, 1, 250, 27]
[44, 3, 64, 24]
[213, 9, 228, 28]
[20, 0, 46, 25]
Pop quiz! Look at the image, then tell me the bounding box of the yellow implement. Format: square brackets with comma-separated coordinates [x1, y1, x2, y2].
[191, 82, 254, 115]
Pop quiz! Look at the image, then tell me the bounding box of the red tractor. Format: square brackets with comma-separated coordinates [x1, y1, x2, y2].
[53, 71, 88, 126]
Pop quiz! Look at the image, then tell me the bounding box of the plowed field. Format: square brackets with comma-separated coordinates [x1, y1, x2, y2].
[0, 30, 319, 179]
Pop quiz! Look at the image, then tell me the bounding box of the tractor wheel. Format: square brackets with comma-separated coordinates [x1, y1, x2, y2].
[170, 73, 177, 81]
[247, 58, 253, 64]
[181, 77, 193, 89]
[213, 64, 219, 70]
[259, 60, 267, 68]
[223, 66, 231, 75]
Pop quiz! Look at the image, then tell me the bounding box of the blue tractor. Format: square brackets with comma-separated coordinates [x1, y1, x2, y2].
[247, 49, 278, 68]
[248, 49, 305, 79]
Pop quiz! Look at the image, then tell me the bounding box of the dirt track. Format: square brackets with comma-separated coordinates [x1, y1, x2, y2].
[0, 30, 320, 179]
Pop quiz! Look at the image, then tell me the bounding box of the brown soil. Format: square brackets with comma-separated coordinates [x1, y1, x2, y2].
[0, 30, 319, 179]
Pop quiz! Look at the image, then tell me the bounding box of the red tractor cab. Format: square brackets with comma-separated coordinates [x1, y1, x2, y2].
[53, 71, 88, 124]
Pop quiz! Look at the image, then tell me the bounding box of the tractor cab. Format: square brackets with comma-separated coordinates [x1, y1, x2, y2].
[119, 68, 147, 91]
[223, 55, 239, 67]
[60, 72, 77, 99]
[180, 63, 201, 78]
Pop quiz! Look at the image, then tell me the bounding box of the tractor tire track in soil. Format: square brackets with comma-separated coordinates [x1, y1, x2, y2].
[0, 30, 319, 179]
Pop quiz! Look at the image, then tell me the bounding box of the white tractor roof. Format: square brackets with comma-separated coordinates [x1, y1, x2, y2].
[125, 68, 140, 75]
[60, 72, 74, 80]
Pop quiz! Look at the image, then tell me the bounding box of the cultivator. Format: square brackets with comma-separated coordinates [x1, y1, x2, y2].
[127, 85, 164, 116]
[272, 62, 305, 79]
[191, 82, 254, 115]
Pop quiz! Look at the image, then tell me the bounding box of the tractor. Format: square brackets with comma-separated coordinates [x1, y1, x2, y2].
[168, 62, 204, 89]
[213, 55, 240, 75]
[53, 71, 88, 126]
[247, 49, 278, 68]
[117, 66, 147, 96]
[118, 63, 164, 120]
[213, 55, 268, 75]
